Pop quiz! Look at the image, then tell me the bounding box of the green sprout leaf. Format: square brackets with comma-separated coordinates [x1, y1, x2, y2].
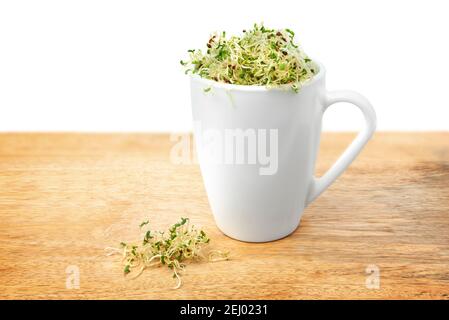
[285, 28, 295, 38]
[124, 265, 130, 274]
[139, 220, 149, 228]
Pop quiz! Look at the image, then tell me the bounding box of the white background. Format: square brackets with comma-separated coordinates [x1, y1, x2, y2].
[0, 0, 448, 132]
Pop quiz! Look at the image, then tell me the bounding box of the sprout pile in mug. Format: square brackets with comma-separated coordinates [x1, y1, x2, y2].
[181, 23, 317, 92]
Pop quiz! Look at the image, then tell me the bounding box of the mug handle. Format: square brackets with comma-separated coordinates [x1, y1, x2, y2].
[306, 90, 377, 205]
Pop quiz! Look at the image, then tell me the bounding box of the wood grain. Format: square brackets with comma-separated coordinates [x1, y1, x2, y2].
[0, 132, 448, 299]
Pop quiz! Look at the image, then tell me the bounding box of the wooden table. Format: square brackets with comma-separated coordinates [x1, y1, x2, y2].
[0, 133, 448, 299]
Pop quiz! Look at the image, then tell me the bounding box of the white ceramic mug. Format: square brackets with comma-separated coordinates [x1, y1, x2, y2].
[190, 61, 376, 242]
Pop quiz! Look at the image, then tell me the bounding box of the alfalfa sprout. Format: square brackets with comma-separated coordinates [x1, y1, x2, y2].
[106, 218, 229, 289]
[181, 23, 317, 92]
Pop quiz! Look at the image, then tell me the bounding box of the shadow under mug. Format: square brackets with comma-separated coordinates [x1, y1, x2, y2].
[190, 61, 376, 242]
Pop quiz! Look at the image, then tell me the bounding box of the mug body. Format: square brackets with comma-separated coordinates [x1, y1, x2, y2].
[190, 64, 326, 242]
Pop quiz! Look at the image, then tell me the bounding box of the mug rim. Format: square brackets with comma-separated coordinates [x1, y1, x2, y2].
[189, 59, 325, 92]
